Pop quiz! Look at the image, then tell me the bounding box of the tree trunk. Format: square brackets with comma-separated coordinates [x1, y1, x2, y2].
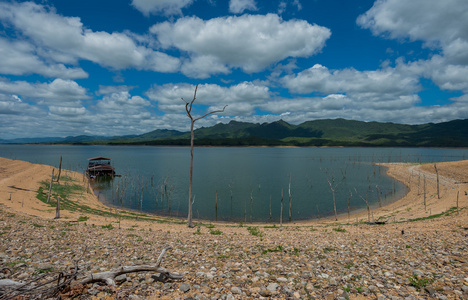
[188, 120, 195, 228]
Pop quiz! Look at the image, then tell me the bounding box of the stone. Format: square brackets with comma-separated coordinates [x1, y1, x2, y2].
[230, 287, 241, 294]
[267, 283, 279, 292]
[180, 283, 191, 293]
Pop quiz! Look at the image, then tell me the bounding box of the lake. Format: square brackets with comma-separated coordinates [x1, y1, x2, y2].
[1, 145, 467, 222]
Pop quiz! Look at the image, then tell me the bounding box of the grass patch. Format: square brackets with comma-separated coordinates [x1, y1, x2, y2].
[35, 176, 185, 225]
[77, 216, 89, 222]
[333, 227, 346, 232]
[263, 224, 278, 229]
[323, 247, 336, 253]
[209, 229, 222, 235]
[262, 245, 284, 255]
[247, 226, 263, 237]
[408, 207, 460, 222]
[409, 275, 433, 289]
[32, 223, 44, 228]
[101, 224, 114, 230]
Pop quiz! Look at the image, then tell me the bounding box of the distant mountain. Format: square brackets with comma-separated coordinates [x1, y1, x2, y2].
[2, 118, 468, 147]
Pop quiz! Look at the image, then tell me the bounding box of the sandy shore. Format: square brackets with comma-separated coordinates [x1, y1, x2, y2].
[1, 157, 468, 299]
[1, 157, 467, 229]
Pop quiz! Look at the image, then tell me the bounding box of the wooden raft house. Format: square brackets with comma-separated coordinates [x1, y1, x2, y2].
[86, 156, 116, 178]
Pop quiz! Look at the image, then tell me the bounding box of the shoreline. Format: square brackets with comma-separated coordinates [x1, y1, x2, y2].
[2, 157, 468, 299]
[1, 157, 467, 229]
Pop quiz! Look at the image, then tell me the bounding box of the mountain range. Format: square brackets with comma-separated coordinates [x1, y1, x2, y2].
[1, 118, 467, 147]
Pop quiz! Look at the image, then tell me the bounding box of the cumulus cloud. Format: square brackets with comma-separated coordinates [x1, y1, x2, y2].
[147, 82, 270, 115]
[150, 14, 331, 76]
[0, 78, 88, 105]
[229, 0, 257, 14]
[281, 64, 420, 97]
[0, 38, 88, 79]
[0, 2, 180, 73]
[357, 0, 468, 64]
[131, 0, 193, 16]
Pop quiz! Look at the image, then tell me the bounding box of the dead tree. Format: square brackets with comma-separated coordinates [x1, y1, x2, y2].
[355, 187, 371, 223]
[0, 247, 182, 298]
[326, 174, 341, 221]
[182, 85, 227, 228]
[79, 247, 182, 285]
[280, 188, 284, 230]
[288, 174, 292, 223]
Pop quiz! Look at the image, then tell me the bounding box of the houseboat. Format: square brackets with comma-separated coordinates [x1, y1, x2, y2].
[86, 157, 115, 178]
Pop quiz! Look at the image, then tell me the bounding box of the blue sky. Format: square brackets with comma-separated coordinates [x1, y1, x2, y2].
[1, 0, 467, 139]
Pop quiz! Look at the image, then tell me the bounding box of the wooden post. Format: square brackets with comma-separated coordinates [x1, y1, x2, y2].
[215, 190, 218, 221]
[457, 190, 459, 214]
[54, 196, 60, 219]
[288, 174, 292, 223]
[47, 169, 55, 203]
[434, 164, 440, 199]
[424, 175, 427, 211]
[56, 156, 62, 183]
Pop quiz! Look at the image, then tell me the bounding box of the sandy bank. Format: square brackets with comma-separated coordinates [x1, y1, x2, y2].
[1, 157, 467, 230]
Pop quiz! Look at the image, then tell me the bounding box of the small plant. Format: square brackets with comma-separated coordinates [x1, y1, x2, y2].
[409, 275, 433, 289]
[193, 226, 202, 235]
[333, 227, 346, 232]
[206, 224, 216, 229]
[323, 247, 336, 253]
[406, 245, 411, 248]
[77, 216, 89, 222]
[263, 225, 278, 229]
[344, 262, 355, 269]
[247, 226, 264, 237]
[262, 245, 284, 255]
[32, 223, 44, 228]
[209, 229, 222, 235]
[310, 227, 318, 232]
[217, 255, 230, 259]
[101, 224, 114, 230]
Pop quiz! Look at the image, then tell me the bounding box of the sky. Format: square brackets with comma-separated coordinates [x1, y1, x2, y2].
[1, 0, 468, 139]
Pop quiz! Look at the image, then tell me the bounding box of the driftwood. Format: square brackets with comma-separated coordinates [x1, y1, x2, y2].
[79, 247, 182, 286]
[0, 246, 182, 299]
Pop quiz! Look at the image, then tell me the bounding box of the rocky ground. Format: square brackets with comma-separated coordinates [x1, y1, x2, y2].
[0, 158, 468, 299]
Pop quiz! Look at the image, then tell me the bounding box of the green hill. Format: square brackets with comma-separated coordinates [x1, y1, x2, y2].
[23, 118, 468, 147]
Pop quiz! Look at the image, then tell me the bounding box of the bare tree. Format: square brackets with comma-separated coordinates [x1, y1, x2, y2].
[182, 85, 227, 228]
[326, 174, 341, 221]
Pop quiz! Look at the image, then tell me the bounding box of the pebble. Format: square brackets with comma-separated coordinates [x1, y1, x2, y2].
[1, 206, 467, 300]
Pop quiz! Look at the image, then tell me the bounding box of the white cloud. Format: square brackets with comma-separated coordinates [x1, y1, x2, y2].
[357, 0, 468, 64]
[0, 2, 180, 73]
[147, 82, 270, 115]
[0, 38, 87, 79]
[281, 64, 420, 97]
[0, 78, 88, 105]
[229, 0, 257, 14]
[131, 0, 193, 16]
[150, 14, 331, 75]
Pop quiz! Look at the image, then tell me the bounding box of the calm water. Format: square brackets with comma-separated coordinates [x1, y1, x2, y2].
[1, 145, 467, 222]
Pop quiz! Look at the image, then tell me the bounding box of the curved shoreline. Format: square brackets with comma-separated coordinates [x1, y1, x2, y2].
[1, 157, 467, 229]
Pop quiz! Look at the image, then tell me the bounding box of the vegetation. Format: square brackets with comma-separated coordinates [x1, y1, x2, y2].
[247, 226, 264, 237]
[28, 118, 468, 147]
